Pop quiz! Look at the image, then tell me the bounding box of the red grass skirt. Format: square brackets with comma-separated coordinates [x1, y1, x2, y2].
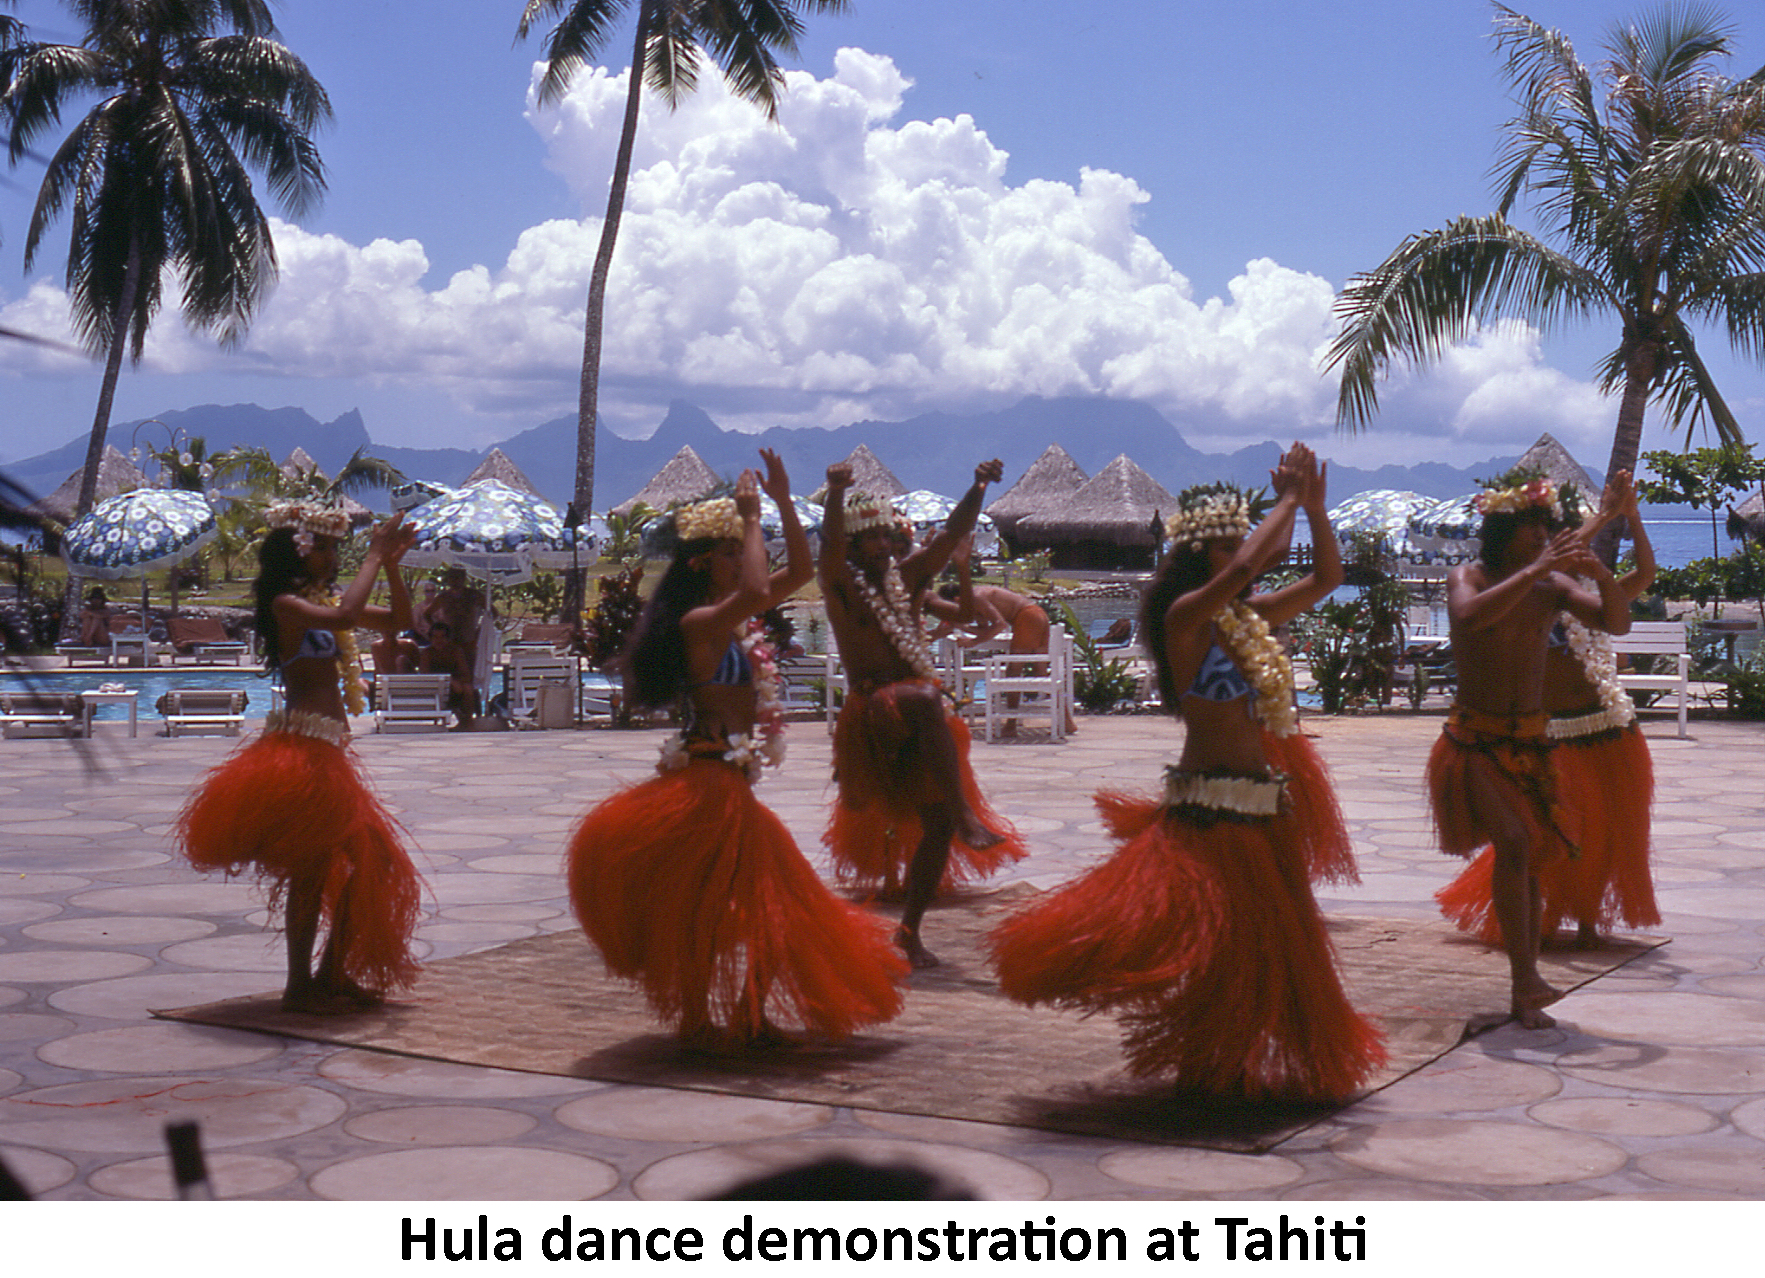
[1436, 722, 1658, 940]
[1261, 728, 1358, 885]
[175, 728, 422, 992]
[988, 790, 1385, 1100]
[1425, 706, 1571, 863]
[823, 684, 1027, 892]
[567, 757, 907, 1040]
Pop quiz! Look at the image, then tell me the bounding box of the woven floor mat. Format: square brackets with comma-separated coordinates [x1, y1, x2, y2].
[159, 886, 1662, 1152]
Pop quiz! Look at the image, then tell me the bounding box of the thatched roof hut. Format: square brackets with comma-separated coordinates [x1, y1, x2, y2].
[811, 443, 909, 504]
[987, 443, 1089, 546]
[613, 445, 720, 517]
[1015, 455, 1176, 571]
[29, 447, 150, 524]
[464, 447, 544, 498]
[1517, 433, 1599, 503]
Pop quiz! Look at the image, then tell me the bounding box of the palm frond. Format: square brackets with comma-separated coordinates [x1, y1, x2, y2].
[518, 0, 630, 107]
[327, 449, 406, 499]
[1327, 214, 1606, 428]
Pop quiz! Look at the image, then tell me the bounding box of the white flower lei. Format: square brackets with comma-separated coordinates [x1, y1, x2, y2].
[854, 562, 937, 682]
[1213, 601, 1299, 738]
[1163, 767, 1286, 816]
[1561, 614, 1634, 728]
[264, 709, 351, 747]
[298, 584, 367, 715]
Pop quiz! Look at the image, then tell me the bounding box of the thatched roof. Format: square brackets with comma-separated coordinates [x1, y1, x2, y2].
[29, 447, 151, 524]
[613, 445, 720, 517]
[1517, 433, 1598, 503]
[464, 447, 544, 498]
[986, 443, 1089, 537]
[807, 443, 909, 504]
[1015, 454, 1177, 547]
[1734, 489, 1763, 520]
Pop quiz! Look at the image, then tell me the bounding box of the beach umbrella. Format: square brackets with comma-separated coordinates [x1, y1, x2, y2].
[401, 479, 593, 583]
[390, 479, 449, 512]
[1327, 489, 1433, 558]
[62, 488, 218, 579]
[894, 490, 1001, 556]
[1409, 494, 1481, 555]
[757, 494, 823, 537]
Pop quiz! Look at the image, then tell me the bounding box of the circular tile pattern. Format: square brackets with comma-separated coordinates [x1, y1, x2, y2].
[90, 1152, 301, 1200]
[1725, 1096, 1765, 1142]
[632, 1138, 1049, 1201]
[0, 987, 20, 1009]
[1530, 1097, 1717, 1137]
[48, 971, 281, 1021]
[442, 904, 565, 923]
[346, 1105, 538, 1145]
[0, 898, 61, 927]
[0, 949, 153, 983]
[159, 933, 287, 972]
[0, 1067, 21, 1092]
[1557, 1044, 1765, 1095]
[855, 1110, 1039, 1147]
[0, 873, 90, 896]
[1331, 1119, 1626, 1186]
[318, 1049, 602, 1100]
[555, 1089, 830, 1144]
[22, 916, 213, 946]
[0, 1144, 76, 1195]
[0, 1077, 347, 1152]
[1277, 1177, 1483, 1201]
[72, 882, 263, 916]
[1346, 1054, 1559, 1116]
[1556, 991, 1765, 1047]
[1099, 1147, 1304, 1193]
[311, 1146, 617, 1200]
[0, 1012, 75, 1043]
[37, 1023, 284, 1073]
[1636, 1146, 1765, 1195]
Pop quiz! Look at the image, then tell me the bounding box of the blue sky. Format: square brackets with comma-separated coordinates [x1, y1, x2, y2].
[2, 0, 1762, 477]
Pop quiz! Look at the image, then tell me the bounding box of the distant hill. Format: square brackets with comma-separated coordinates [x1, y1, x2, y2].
[8, 395, 1537, 515]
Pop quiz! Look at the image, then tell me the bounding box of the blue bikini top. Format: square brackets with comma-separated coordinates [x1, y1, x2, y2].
[1187, 642, 1252, 702]
[280, 627, 338, 669]
[1548, 621, 1570, 652]
[692, 638, 752, 689]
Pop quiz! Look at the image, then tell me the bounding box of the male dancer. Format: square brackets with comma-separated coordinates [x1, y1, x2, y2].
[819, 459, 1024, 967]
[1427, 470, 1630, 1027]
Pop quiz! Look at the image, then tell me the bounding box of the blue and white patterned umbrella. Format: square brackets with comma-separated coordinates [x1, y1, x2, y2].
[61, 488, 218, 580]
[1327, 489, 1433, 559]
[757, 494, 823, 537]
[894, 490, 1000, 556]
[402, 479, 595, 581]
[1409, 494, 1481, 546]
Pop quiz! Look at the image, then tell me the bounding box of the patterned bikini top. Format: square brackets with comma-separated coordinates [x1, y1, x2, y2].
[279, 627, 338, 669]
[690, 638, 752, 690]
[1187, 641, 1252, 703]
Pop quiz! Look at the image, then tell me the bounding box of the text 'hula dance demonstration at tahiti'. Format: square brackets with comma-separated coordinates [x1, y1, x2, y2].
[564, 452, 906, 1048]
[176, 503, 425, 1015]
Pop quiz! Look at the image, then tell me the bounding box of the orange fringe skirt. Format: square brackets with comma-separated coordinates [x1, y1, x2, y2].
[1261, 728, 1358, 885]
[175, 726, 422, 993]
[1425, 706, 1573, 863]
[988, 788, 1385, 1100]
[1436, 720, 1657, 941]
[567, 756, 906, 1040]
[823, 682, 1027, 892]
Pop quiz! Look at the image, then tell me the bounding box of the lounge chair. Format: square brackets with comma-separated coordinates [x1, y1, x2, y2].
[167, 616, 250, 666]
[374, 673, 452, 733]
[156, 688, 248, 737]
[0, 691, 85, 738]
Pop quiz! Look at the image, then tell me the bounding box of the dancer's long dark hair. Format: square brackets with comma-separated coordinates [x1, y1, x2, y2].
[1139, 541, 1213, 710]
[253, 528, 314, 670]
[621, 537, 719, 710]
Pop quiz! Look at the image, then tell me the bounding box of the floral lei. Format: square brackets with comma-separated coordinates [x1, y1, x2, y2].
[853, 562, 937, 682]
[1213, 601, 1299, 738]
[299, 583, 367, 716]
[657, 619, 787, 782]
[1561, 614, 1634, 728]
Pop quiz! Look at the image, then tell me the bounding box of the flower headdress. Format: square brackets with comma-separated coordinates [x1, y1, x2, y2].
[1167, 482, 1258, 547]
[1474, 466, 1561, 520]
[265, 500, 351, 557]
[673, 496, 744, 542]
[842, 492, 898, 535]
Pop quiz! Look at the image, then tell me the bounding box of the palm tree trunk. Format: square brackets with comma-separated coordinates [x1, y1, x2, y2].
[563, 0, 653, 625]
[1593, 338, 1660, 568]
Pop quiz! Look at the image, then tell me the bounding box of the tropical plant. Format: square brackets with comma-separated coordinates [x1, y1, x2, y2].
[598, 501, 655, 565]
[1055, 601, 1141, 712]
[1328, 4, 1765, 561]
[514, 0, 849, 526]
[1637, 442, 1765, 558]
[2, 0, 331, 521]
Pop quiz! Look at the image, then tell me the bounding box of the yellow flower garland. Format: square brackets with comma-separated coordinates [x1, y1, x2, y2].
[297, 584, 368, 716]
[1212, 601, 1299, 738]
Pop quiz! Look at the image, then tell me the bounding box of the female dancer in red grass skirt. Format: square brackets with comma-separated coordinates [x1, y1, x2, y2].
[990, 445, 1385, 1100]
[566, 454, 905, 1047]
[177, 505, 423, 1014]
[1437, 472, 1660, 947]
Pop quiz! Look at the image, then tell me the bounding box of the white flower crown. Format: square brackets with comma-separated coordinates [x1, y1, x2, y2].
[675, 497, 744, 541]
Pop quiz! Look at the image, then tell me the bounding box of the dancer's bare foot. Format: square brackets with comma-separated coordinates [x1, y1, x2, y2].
[323, 976, 387, 1008]
[1512, 976, 1563, 1029]
[955, 817, 1006, 850]
[895, 926, 940, 969]
[1573, 923, 1604, 950]
[282, 986, 371, 1016]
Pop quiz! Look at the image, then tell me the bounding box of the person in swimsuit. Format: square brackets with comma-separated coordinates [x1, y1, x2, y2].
[176, 503, 423, 1014]
[564, 453, 905, 1046]
[990, 445, 1385, 1099]
[938, 569, 1077, 737]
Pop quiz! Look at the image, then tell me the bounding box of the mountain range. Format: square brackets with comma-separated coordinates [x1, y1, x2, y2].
[7, 395, 1534, 514]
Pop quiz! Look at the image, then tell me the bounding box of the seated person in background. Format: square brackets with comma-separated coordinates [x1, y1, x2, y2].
[423, 621, 478, 726]
[1101, 617, 1133, 645]
[79, 587, 113, 647]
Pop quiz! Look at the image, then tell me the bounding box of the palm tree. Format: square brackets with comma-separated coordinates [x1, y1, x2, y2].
[1328, 4, 1765, 552]
[515, 0, 848, 529]
[1, 0, 331, 522]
